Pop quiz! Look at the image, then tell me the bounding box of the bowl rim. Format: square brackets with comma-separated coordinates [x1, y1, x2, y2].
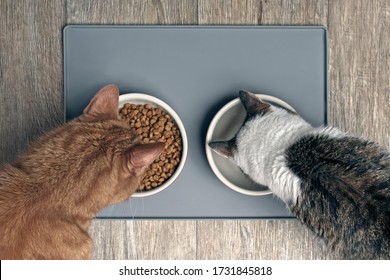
[205, 94, 296, 196]
[119, 93, 188, 197]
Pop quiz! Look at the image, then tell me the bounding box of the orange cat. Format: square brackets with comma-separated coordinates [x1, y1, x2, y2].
[0, 84, 164, 259]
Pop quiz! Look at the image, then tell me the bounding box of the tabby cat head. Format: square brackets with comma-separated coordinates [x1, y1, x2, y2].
[209, 90, 278, 160]
[208, 90, 299, 186]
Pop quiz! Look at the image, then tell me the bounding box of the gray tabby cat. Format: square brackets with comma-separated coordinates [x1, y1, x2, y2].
[209, 90, 390, 259]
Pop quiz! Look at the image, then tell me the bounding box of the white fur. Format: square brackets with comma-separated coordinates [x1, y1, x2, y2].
[270, 153, 303, 203]
[234, 107, 313, 204]
[314, 126, 345, 138]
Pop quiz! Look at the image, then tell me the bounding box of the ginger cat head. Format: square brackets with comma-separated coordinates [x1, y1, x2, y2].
[13, 84, 164, 216]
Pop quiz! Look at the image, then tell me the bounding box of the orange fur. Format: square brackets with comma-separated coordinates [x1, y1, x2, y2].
[0, 84, 164, 259]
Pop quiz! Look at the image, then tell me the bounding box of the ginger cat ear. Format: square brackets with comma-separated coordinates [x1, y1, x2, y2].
[80, 84, 120, 122]
[127, 142, 165, 173]
[239, 90, 271, 116]
[209, 139, 236, 160]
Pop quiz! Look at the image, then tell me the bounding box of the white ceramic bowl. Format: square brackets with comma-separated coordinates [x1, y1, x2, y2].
[119, 93, 188, 197]
[205, 94, 296, 196]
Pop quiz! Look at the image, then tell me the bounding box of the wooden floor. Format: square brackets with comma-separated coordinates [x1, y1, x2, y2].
[0, 0, 389, 259]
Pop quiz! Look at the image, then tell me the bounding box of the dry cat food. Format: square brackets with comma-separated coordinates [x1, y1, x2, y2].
[119, 103, 182, 191]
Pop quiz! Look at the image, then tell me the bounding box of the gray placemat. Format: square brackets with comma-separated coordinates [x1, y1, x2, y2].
[64, 25, 327, 218]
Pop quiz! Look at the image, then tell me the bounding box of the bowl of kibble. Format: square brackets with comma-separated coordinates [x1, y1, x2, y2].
[205, 93, 296, 196]
[118, 93, 188, 197]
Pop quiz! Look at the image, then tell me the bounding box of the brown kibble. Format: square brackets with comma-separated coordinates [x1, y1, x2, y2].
[118, 102, 182, 191]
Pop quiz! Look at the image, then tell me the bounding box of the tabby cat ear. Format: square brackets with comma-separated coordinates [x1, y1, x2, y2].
[80, 84, 120, 122]
[239, 90, 270, 116]
[127, 142, 165, 173]
[209, 139, 236, 160]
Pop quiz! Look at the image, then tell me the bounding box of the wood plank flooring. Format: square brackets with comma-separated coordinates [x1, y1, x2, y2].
[0, 0, 388, 259]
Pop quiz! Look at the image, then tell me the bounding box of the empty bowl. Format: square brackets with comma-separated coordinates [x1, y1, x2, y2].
[205, 94, 296, 196]
[119, 93, 188, 197]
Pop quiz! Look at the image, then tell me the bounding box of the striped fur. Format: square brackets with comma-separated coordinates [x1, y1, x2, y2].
[209, 90, 390, 259]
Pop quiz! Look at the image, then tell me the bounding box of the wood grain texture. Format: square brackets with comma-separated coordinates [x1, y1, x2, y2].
[67, 0, 198, 24]
[89, 220, 197, 259]
[196, 220, 331, 259]
[260, 0, 328, 25]
[1, 0, 389, 260]
[328, 0, 390, 146]
[199, 0, 261, 24]
[0, 0, 65, 163]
